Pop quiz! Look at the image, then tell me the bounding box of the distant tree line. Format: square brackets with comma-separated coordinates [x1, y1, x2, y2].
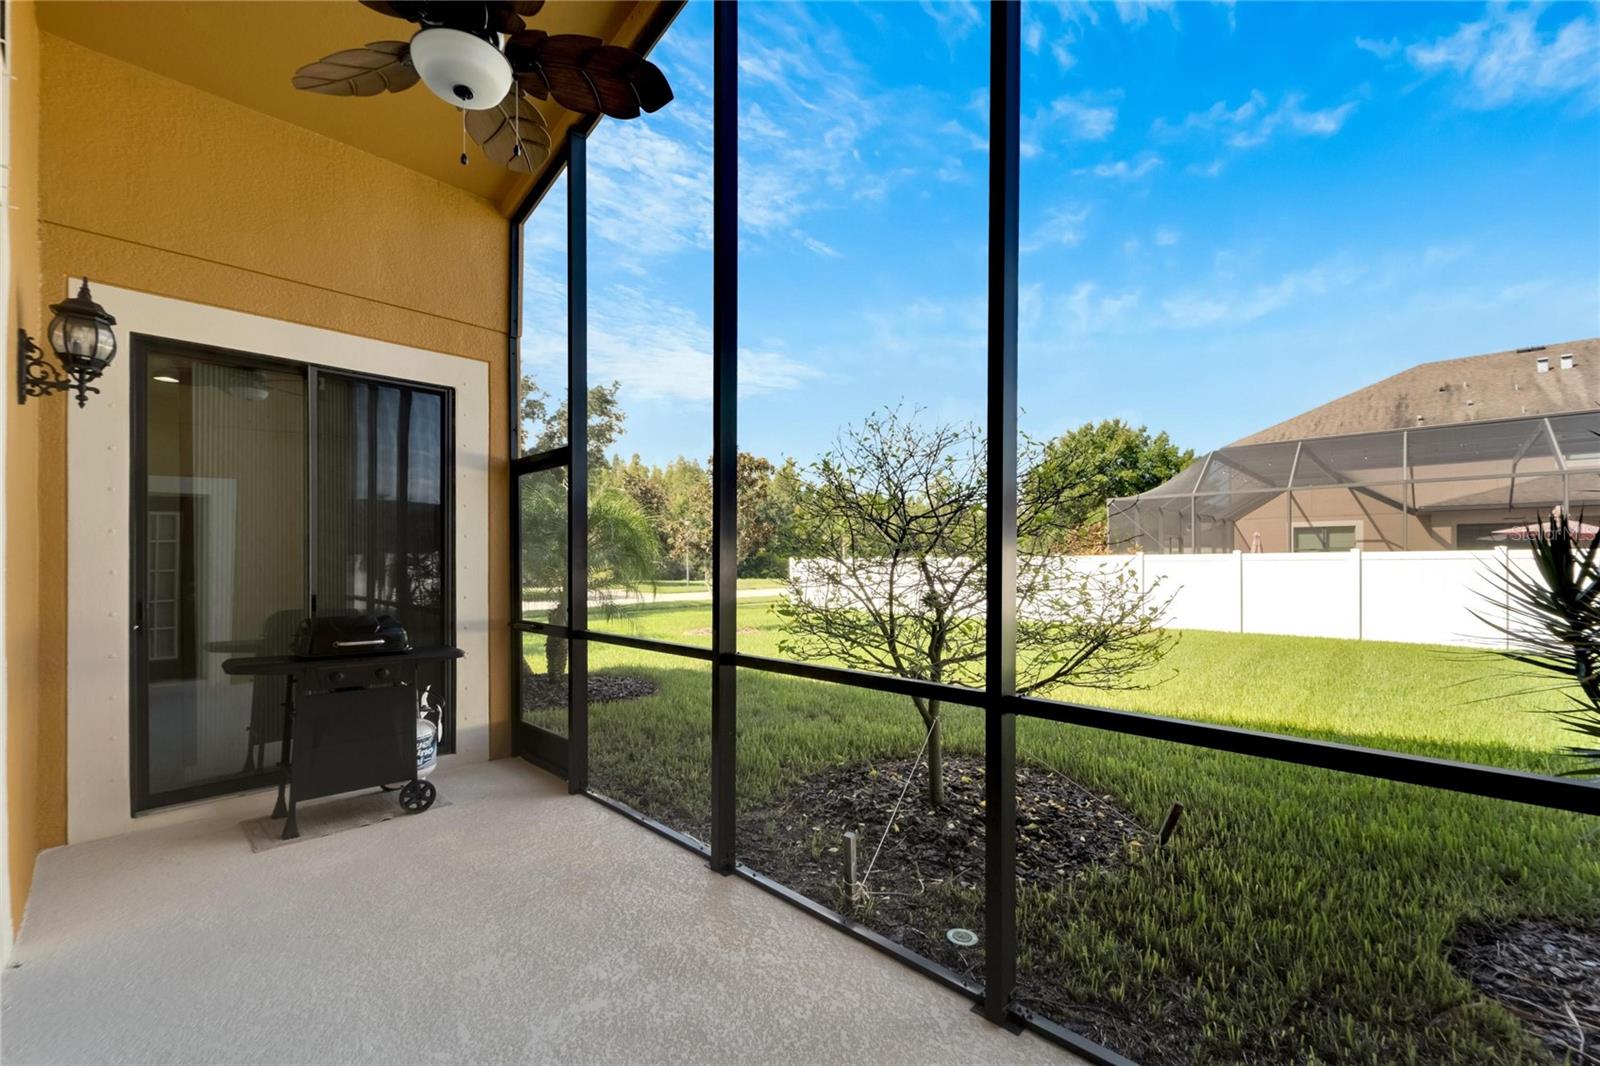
[518, 375, 1192, 586]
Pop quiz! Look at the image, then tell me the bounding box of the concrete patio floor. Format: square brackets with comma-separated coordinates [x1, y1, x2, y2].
[1, 758, 1074, 1065]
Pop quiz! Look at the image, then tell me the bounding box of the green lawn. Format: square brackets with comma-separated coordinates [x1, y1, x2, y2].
[522, 576, 786, 601]
[521, 604, 1599, 1064]
[641, 577, 787, 592]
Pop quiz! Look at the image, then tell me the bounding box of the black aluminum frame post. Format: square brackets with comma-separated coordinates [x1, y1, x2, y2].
[709, 0, 739, 874]
[566, 128, 590, 795]
[983, 0, 1021, 1028]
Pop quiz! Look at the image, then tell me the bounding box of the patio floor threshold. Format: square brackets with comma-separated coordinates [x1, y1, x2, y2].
[0, 758, 1075, 1065]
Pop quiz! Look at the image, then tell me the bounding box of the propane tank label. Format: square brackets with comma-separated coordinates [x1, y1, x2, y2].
[416, 726, 438, 770]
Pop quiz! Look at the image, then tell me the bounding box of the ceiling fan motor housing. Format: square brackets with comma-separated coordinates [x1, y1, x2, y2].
[409, 27, 512, 110]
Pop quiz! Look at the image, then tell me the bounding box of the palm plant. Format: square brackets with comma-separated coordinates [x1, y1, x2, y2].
[1477, 510, 1600, 774]
[521, 472, 659, 680]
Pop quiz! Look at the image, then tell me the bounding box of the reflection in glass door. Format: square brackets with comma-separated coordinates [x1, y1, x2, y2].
[132, 341, 455, 812]
[316, 373, 454, 751]
[135, 347, 307, 806]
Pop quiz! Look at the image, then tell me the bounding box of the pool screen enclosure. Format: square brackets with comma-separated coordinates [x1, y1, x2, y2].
[505, 5, 1600, 1062]
[1109, 413, 1600, 554]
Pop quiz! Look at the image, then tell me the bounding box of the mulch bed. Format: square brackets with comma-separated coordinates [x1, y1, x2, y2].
[739, 754, 1149, 983]
[521, 671, 658, 710]
[1450, 918, 1600, 1064]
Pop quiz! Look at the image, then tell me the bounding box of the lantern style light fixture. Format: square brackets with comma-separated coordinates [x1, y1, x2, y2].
[17, 279, 118, 407]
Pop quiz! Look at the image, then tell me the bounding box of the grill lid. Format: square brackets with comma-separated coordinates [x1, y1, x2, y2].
[293, 614, 411, 659]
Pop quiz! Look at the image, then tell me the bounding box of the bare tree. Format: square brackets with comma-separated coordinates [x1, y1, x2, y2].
[777, 408, 1176, 807]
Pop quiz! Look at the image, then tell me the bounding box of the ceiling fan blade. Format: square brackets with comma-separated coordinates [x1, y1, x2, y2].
[507, 31, 674, 120]
[465, 91, 552, 173]
[485, 2, 527, 34]
[292, 41, 419, 96]
[358, 1, 423, 21]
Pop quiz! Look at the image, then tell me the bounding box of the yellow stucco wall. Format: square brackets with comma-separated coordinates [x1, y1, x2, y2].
[8, 0, 46, 936]
[8, 16, 514, 929]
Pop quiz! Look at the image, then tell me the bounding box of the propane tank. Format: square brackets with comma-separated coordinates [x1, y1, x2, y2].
[416, 686, 441, 779]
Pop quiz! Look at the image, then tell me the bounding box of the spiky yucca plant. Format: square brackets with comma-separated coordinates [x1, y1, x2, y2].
[1478, 511, 1600, 774]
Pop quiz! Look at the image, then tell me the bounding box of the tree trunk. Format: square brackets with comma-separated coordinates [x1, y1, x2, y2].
[925, 700, 945, 808]
[546, 599, 568, 682]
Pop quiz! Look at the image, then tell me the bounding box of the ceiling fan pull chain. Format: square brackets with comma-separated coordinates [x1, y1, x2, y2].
[512, 92, 522, 159]
[459, 108, 469, 167]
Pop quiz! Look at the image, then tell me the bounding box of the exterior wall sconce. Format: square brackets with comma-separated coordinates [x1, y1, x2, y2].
[18, 279, 118, 408]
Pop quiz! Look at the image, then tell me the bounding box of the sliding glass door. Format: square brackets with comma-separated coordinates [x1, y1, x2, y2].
[131, 338, 454, 812]
[316, 372, 455, 753]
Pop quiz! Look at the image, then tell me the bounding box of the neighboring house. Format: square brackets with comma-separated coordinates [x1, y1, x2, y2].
[1110, 339, 1600, 553]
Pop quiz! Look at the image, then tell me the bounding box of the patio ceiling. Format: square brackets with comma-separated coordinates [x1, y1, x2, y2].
[35, 0, 666, 214]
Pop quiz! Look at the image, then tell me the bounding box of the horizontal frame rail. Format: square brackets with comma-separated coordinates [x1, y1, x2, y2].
[513, 620, 716, 661]
[1008, 694, 1600, 815]
[515, 621, 1600, 816]
[730, 652, 988, 707]
[511, 446, 570, 476]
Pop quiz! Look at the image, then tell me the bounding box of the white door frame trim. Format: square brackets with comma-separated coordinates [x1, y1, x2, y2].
[66, 282, 491, 844]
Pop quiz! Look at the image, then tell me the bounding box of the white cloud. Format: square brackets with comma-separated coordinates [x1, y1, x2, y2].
[791, 230, 843, 258]
[921, 0, 982, 43]
[1214, 0, 1237, 33]
[596, 285, 819, 401]
[1155, 90, 1357, 151]
[1021, 92, 1119, 157]
[1230, 95, 1356, 146]
[1154, 91, 1264, 137]
[1050, 36, 1079, 71]
[1187, 158, 1226, 178]
[1060, 282, 1142, 337]
[867, 297, 987, 354]
[588, 114, 712, 264]
[1406, 3, 1599, 109]
[733, 3, 986, 255]
[1355, 35, 1400, 59]
[520, 270, 820, 404]
[1160, 258, 1364, 328]
[573, 23, 720, 271]
[1020, 1, 1086, 68]
[1022, 204, 1091, 253]
[1154, 227, 1180, 246]
[739, 346, 826, 396]
[938, 116, 988, 153]
[1022, 8, 1046, 52]
[1081, 153, 1164, 180]
[1113, 0, 1177, 28]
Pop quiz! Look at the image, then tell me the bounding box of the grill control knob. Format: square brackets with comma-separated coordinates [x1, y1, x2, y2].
[329, 670, 345, 683]
[375, 667, 392, 680]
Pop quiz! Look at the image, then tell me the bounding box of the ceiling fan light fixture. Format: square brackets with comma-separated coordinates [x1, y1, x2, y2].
[409, 27, 511, 111]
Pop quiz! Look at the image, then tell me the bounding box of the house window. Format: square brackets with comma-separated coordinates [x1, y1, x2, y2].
[1293, 525, 1356, 552]
[146, 510, 181, 661]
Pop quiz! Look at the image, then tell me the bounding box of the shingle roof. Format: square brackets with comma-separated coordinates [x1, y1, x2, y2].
[1232, 338, 1600, 446]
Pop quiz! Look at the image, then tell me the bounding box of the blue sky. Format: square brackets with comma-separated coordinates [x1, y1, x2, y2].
[520, 0, 1600, 467]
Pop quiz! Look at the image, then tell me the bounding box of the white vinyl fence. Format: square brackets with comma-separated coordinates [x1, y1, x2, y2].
[790, 549, 1540, 648]
[1139, 549, 1537, 647]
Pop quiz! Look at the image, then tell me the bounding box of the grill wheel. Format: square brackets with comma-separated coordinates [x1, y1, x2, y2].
[399, 780, 437, 813]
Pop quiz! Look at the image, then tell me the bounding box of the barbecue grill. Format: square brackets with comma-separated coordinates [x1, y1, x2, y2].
[222, 615, 464, 839]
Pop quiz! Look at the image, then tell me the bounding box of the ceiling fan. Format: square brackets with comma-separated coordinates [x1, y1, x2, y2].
[291, 0, 673, 173]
